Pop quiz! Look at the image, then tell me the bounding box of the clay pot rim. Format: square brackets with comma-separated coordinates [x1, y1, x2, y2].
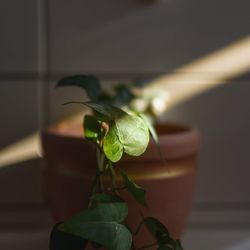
[42, 122, 200, 161]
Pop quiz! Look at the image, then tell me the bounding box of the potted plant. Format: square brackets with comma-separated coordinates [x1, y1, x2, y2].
[42, 75, 200, 249]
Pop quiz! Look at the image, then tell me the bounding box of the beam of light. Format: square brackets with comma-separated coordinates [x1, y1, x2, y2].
[0, 36, 250, 168]
[0, 134, 41, 168]
[143, 36, 250, 112]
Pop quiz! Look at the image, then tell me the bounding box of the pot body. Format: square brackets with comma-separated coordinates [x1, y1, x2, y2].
[42, 123, 200, 247]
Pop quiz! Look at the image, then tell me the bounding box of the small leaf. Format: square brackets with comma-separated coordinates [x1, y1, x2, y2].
[144, 217, 170, 245]
[83, 115, 102, 141]
[120, 170, 147, 207]
[50, 223, 87, 250]
[56, 75, 101, 101]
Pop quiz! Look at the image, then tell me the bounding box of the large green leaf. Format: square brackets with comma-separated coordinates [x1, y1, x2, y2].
[64, 202, 128, 224]
[62, 221, 132, 250]
[92, 193, 123, 203]
[50, 223, 87, 250]
[56, 75, 101, 101]
[103, 114, 150, 162]
[143, 217, 170, 245]
[61, 202, 131, 250]
[120, 170, 147, 207]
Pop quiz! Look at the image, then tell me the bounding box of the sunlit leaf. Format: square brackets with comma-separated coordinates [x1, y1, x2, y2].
[103, 114, 150, 162]
[120, 170, 147, 207]
[103, 124, 124, 162]
[56, 75, 101, 101]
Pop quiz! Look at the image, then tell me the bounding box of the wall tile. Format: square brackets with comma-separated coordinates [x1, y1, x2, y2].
[166, 79, 250, 203]
[49, 0, 250, 74]
[0, 80, 38, 148]
[0, 0, 38, 73]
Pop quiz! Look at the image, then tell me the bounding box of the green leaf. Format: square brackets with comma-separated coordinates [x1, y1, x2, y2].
[61, 203, 131, 250]
[85, 102, 127, 120]
[63, 221, 132, 250]
[83, 115, 102, 141]
[50, 223, 87, 250]
[92, 193, 123, 203]
[56, 75, 101, 101]
[103, 114, 150, 162]
[120, 170, 147, 207]
[64, 202, 128, 224]
[139, 113, 158, 143]
[113, 84, 135, 106]
[103, 123, 124, 162]
[144, 217, 170, 245]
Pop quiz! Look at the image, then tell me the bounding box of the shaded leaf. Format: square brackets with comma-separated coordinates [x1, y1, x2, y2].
[50, 223, 87, 250]
[92, 193, 123, 203]
[120, 170, 147, 207]
[62, 221, 132, 250]
[113, 84, 135, 106]
[83, 115, 102, 141]
[56, 75, 101, 101]
[60, 202, 131, 250]
[64, 202, 128, 224]
[144, 217, 170, 245]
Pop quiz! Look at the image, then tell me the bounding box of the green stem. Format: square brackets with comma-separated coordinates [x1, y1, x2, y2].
[108, 162, 119, 195]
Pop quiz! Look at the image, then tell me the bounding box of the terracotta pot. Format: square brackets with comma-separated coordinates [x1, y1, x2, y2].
[42, 122, 200, 247]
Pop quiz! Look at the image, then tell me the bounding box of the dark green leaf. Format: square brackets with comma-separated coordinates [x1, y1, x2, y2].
[120, 170, 147, 207]
[113, 84, 135, 106]
[63, 221, 132, 250]
[64, 202, 128, 224]
[85, 102, 127, 119]
[60, 202, 131, 250]
[50, 223, 87, 250]
[56, 75, 101, 101]
[83, 115, 102, 141]
[144, 217, 170, 245]
[92, 193, 123, 203]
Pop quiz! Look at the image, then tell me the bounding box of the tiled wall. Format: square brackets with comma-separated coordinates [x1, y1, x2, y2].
[0, 0, 250, 234]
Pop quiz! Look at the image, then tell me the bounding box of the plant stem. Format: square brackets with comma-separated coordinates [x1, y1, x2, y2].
[108, 162, 119, 195]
